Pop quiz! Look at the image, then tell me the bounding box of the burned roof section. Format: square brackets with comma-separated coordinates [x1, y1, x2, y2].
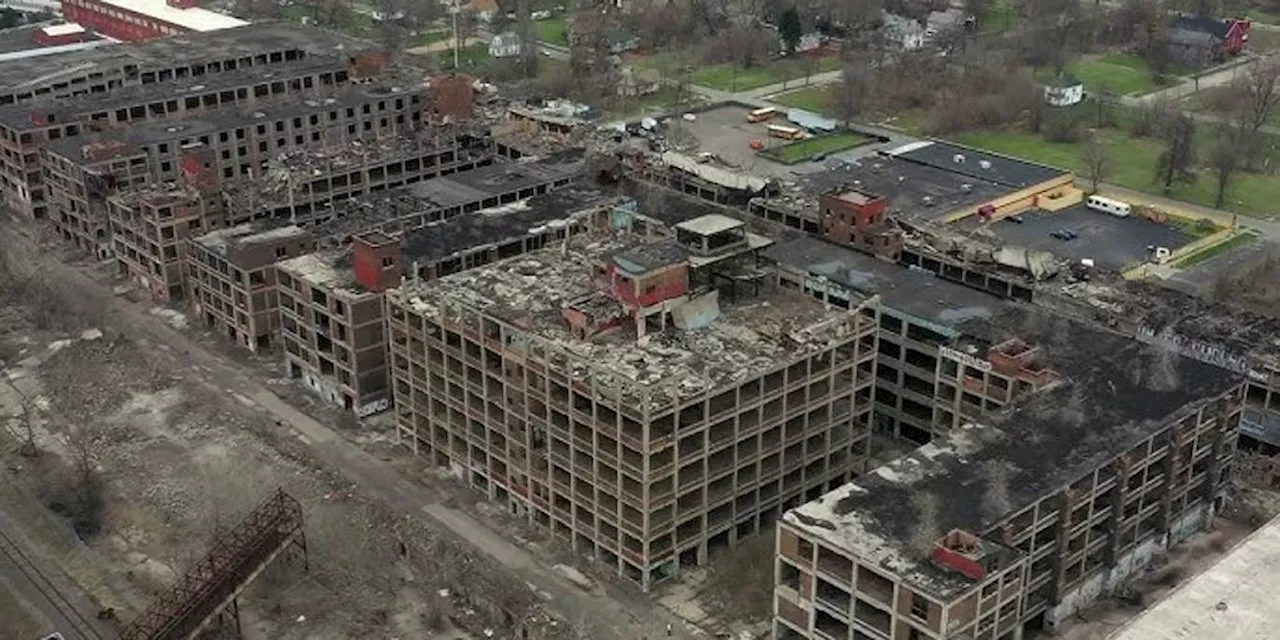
[401, 187, 621, 266]
[389, 232, 868, 410]
[0, 21, 366, 93]
[786, 305, 1241, 599]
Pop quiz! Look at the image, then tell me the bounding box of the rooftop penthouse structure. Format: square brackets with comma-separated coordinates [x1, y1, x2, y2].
[386, 216, 881, 589]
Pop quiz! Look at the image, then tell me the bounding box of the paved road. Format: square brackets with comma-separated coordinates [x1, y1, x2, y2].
[2, 226, 702, 640]
[0, 507, 115, 640]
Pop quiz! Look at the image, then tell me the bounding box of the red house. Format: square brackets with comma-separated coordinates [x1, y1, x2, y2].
[1169, 13, 1251, 66]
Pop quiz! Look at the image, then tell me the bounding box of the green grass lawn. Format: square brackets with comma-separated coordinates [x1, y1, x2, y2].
[1057, 54, 1169, 97]
[439, 43, 491, 70]
[950, 125, 1280, 218]
[641, 53, 842, 92]
[413, 29, 451, 46]
[761, 132, 872, 164]
[983, 0, 1017, 33]
[692, 64, 787, 92]
[1176, 231, 1260, 267]
[771, 86, 835, 114]
[535, 17, 569, 45]
[606, 88, 703, 120]
[1244, 8, 1280, 25]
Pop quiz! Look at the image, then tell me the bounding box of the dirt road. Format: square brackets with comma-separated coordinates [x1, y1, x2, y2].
[0, 221, 700, 639]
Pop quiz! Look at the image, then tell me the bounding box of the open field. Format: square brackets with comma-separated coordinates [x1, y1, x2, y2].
[535, 17, 569, 45]
[770, 86, 834, 114]
[1051, 53, 1183, 97]
[760, 131, 872, 163]
[639, 52, 842, 92]
[439, 43, 492, 70]
[951, 118, 1280, 219]
[605, 88, 702, 120]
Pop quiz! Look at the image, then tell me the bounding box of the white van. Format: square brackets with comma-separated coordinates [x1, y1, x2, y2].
[1086, 195, 1131, 217]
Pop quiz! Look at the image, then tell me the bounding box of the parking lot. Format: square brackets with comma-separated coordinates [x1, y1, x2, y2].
[961, 205, 1195, 271]
[672, 104, 888, 178]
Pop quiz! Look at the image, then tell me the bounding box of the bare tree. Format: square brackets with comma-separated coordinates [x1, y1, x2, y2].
[1208, 120, 1246, 208]
[831, 57, 874, 126]
[1082, 135, 1111, 194]
[1154, 112, 1196, 194]
[707, 24, 775, 71]
[1092, 82, 1116, 128]
[702, 533, 776, 623]
[232, 0, 283, 20]
[1, 378, 38, 457]
[1240, 61, 1280, 132]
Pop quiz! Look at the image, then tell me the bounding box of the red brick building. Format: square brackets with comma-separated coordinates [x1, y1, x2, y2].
[61, 0, 248, 42]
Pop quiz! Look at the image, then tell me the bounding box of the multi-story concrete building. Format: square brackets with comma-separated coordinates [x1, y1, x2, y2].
[766, 235, 1061, 447]
[277, 187, 624, 415]
[304, 152, 582, 245]
[107, 183, 219, 299]
[43, 80, 432, 263]
[773, 307, 1244, 640]
[0, 21, 362, 106]
[276, 232, 402, 416]
[0, 22, 370, 219]
[60, 0, 247, 42]
[186, 222, 316, 351]
[385, 216, 881, 590]
[219, 133, 491, 224]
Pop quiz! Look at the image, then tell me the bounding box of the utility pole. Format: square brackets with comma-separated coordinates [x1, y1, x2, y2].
[449, 0, 460, 69]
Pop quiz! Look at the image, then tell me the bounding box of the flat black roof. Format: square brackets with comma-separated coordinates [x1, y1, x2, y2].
[0, 55, 346, 128]
[401, 187, 615, 264]
[0, 21, 364, 93]
[764, 234, 1005, 330]
[890, 140, 1068, 189]
[761, 156, 1010, 222]
[46, 83, 421, 158]
[788, 304, 1241, 599]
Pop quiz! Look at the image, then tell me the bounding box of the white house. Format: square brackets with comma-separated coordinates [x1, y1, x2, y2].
[1045, 73, 1084, 107]
[488, 32, 522, 58]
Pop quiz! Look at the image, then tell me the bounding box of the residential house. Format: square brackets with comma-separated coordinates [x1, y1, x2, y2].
[488, 32, 522, 58]
[604, 28, 640, 54]
[1168, 13, 1252, 67]
[1044, 72, 1083, 107]
[778, 31, 819, 55]
[881, 11, 925, 50]
[926, 8, 973, 40]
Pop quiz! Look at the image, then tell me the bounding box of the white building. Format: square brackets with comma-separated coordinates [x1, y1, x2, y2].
[488, 31, 521, 58]
[1045, 73, 1084, 107]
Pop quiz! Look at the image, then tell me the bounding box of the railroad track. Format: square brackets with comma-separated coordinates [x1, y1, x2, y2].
[0, 519, 113, 640]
